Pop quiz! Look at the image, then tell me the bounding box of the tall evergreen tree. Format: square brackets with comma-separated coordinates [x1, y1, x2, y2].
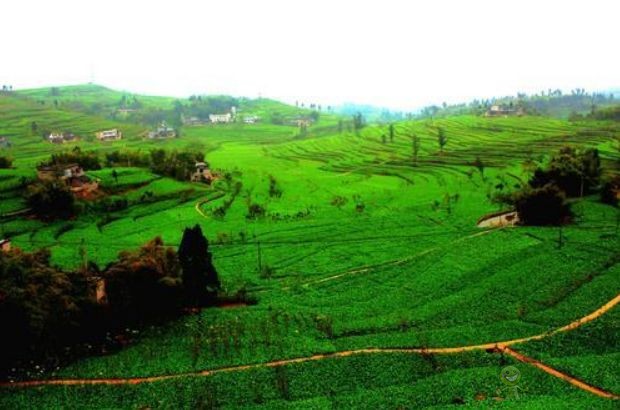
[178, 225, 220, 305]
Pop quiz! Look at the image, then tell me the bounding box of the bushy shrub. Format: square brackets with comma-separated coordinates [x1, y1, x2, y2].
[0, 248, 95, 373]
[25, 181, 75, 220]
[0, 156, 13, 169]
[48, 149, 101, 170]
[508, 184, 572, 226]
[600, 176, 620, 206]
[268, 175, 282, 198]
[529, 146, 601, 197]
[105, 237, 183, 320]
[247, 203, 266, 219]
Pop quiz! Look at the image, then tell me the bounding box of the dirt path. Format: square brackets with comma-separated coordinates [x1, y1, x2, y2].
[2, 293, 617, 390]
[280, 228, 499, 290]
[498, 346, 619, 399]
[194, 191, 225, 218]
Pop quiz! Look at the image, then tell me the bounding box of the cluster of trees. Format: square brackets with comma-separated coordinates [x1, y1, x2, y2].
[118, 94, 143, 110]
[26, 181, 75, 220]
[417, 89, 616, 119]
[185, 95, 239, 119]
[496, 146, 603, 225]
[601, 176, 620, 207]
[529, 147, 601, 197]
[105, 148, 205, 181]
[47, 148, 102, 170]
[149, 149, 205, 180]
[585, 105, 620, 122]
[104, 150, 150, 168]
[0, 225, 222, 377]
[352, 113, 366, 132]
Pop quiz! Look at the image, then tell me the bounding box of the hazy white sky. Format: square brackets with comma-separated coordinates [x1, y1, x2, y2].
[1, 0, 618, 110]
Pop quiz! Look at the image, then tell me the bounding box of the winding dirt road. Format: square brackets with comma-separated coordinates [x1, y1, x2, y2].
[499, 346, 619, 399]
[2, 294, 618, 393]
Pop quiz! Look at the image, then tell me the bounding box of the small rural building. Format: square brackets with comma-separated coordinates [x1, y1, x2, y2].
[36, 163, 99, 198]
[0, 136, 10, 148]
[484, 105, 524, 117]
[182, 115, 206, 126]
[291, 118, 312, 127]
[0, 238, 11, 253]
[96, 129, 122, 141]
[190, 161, 213, 182]
[243, 115, 260, 124]
[37, 163, 84, 181]
[209, 113, 233, 124]
[47, 132, 78, 144]
[148, 122, 177, 139]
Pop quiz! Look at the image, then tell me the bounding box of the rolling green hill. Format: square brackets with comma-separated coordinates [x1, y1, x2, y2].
[0, 88, 619, 408]
[15, 84, 334, 127]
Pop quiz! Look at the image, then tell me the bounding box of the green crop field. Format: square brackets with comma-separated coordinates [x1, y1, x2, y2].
[0, 86, 619, 409]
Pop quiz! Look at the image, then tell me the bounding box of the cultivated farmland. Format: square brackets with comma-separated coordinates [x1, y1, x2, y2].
[0, 86, 619, 409]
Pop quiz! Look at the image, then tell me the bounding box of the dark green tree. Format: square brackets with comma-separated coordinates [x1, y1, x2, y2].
[437, 127, 447, 153]
[389, 123, 395, 142]
[178, 225, 220, 306]
[26, 181, 75, 220]
[412, 134, 421, 166]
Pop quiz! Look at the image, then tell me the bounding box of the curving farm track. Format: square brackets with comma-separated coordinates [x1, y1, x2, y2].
[2, 294, 618, 399]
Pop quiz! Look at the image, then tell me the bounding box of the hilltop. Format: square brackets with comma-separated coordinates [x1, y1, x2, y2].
[15, 84, 332, 126]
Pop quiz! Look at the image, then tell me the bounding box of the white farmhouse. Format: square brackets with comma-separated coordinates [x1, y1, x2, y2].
[96, 129, 122, 141]
[209, 113, 233, 123]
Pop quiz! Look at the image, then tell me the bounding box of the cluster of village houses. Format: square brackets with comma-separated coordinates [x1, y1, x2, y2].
[182, 106, 261, 126]
[45, 129, 122, 144]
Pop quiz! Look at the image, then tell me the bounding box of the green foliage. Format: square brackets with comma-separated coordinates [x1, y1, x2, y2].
[246, 203, 266, 219]
[105, 237, 183, 319]
[500, 184, 572, 226]
[47, 148, 101, 170]
[437, 126, 447, 152]
[25, 181, 75, 220]
[268, 175, 282, 198]
[1, 86, 619, 408]
[0, 156, 12, 169]
[352, 112, 365, 131]
[178, 225, 220, 305]
[149, 149, 204, 181]
[104, 150, 150, 168]
[530, 146, 601, 197]
[0, 248, 94, 373]
[600, 176, 620, 206]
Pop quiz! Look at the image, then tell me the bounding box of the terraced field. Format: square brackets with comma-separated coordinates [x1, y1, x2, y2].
[0, 89, 619, 408]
